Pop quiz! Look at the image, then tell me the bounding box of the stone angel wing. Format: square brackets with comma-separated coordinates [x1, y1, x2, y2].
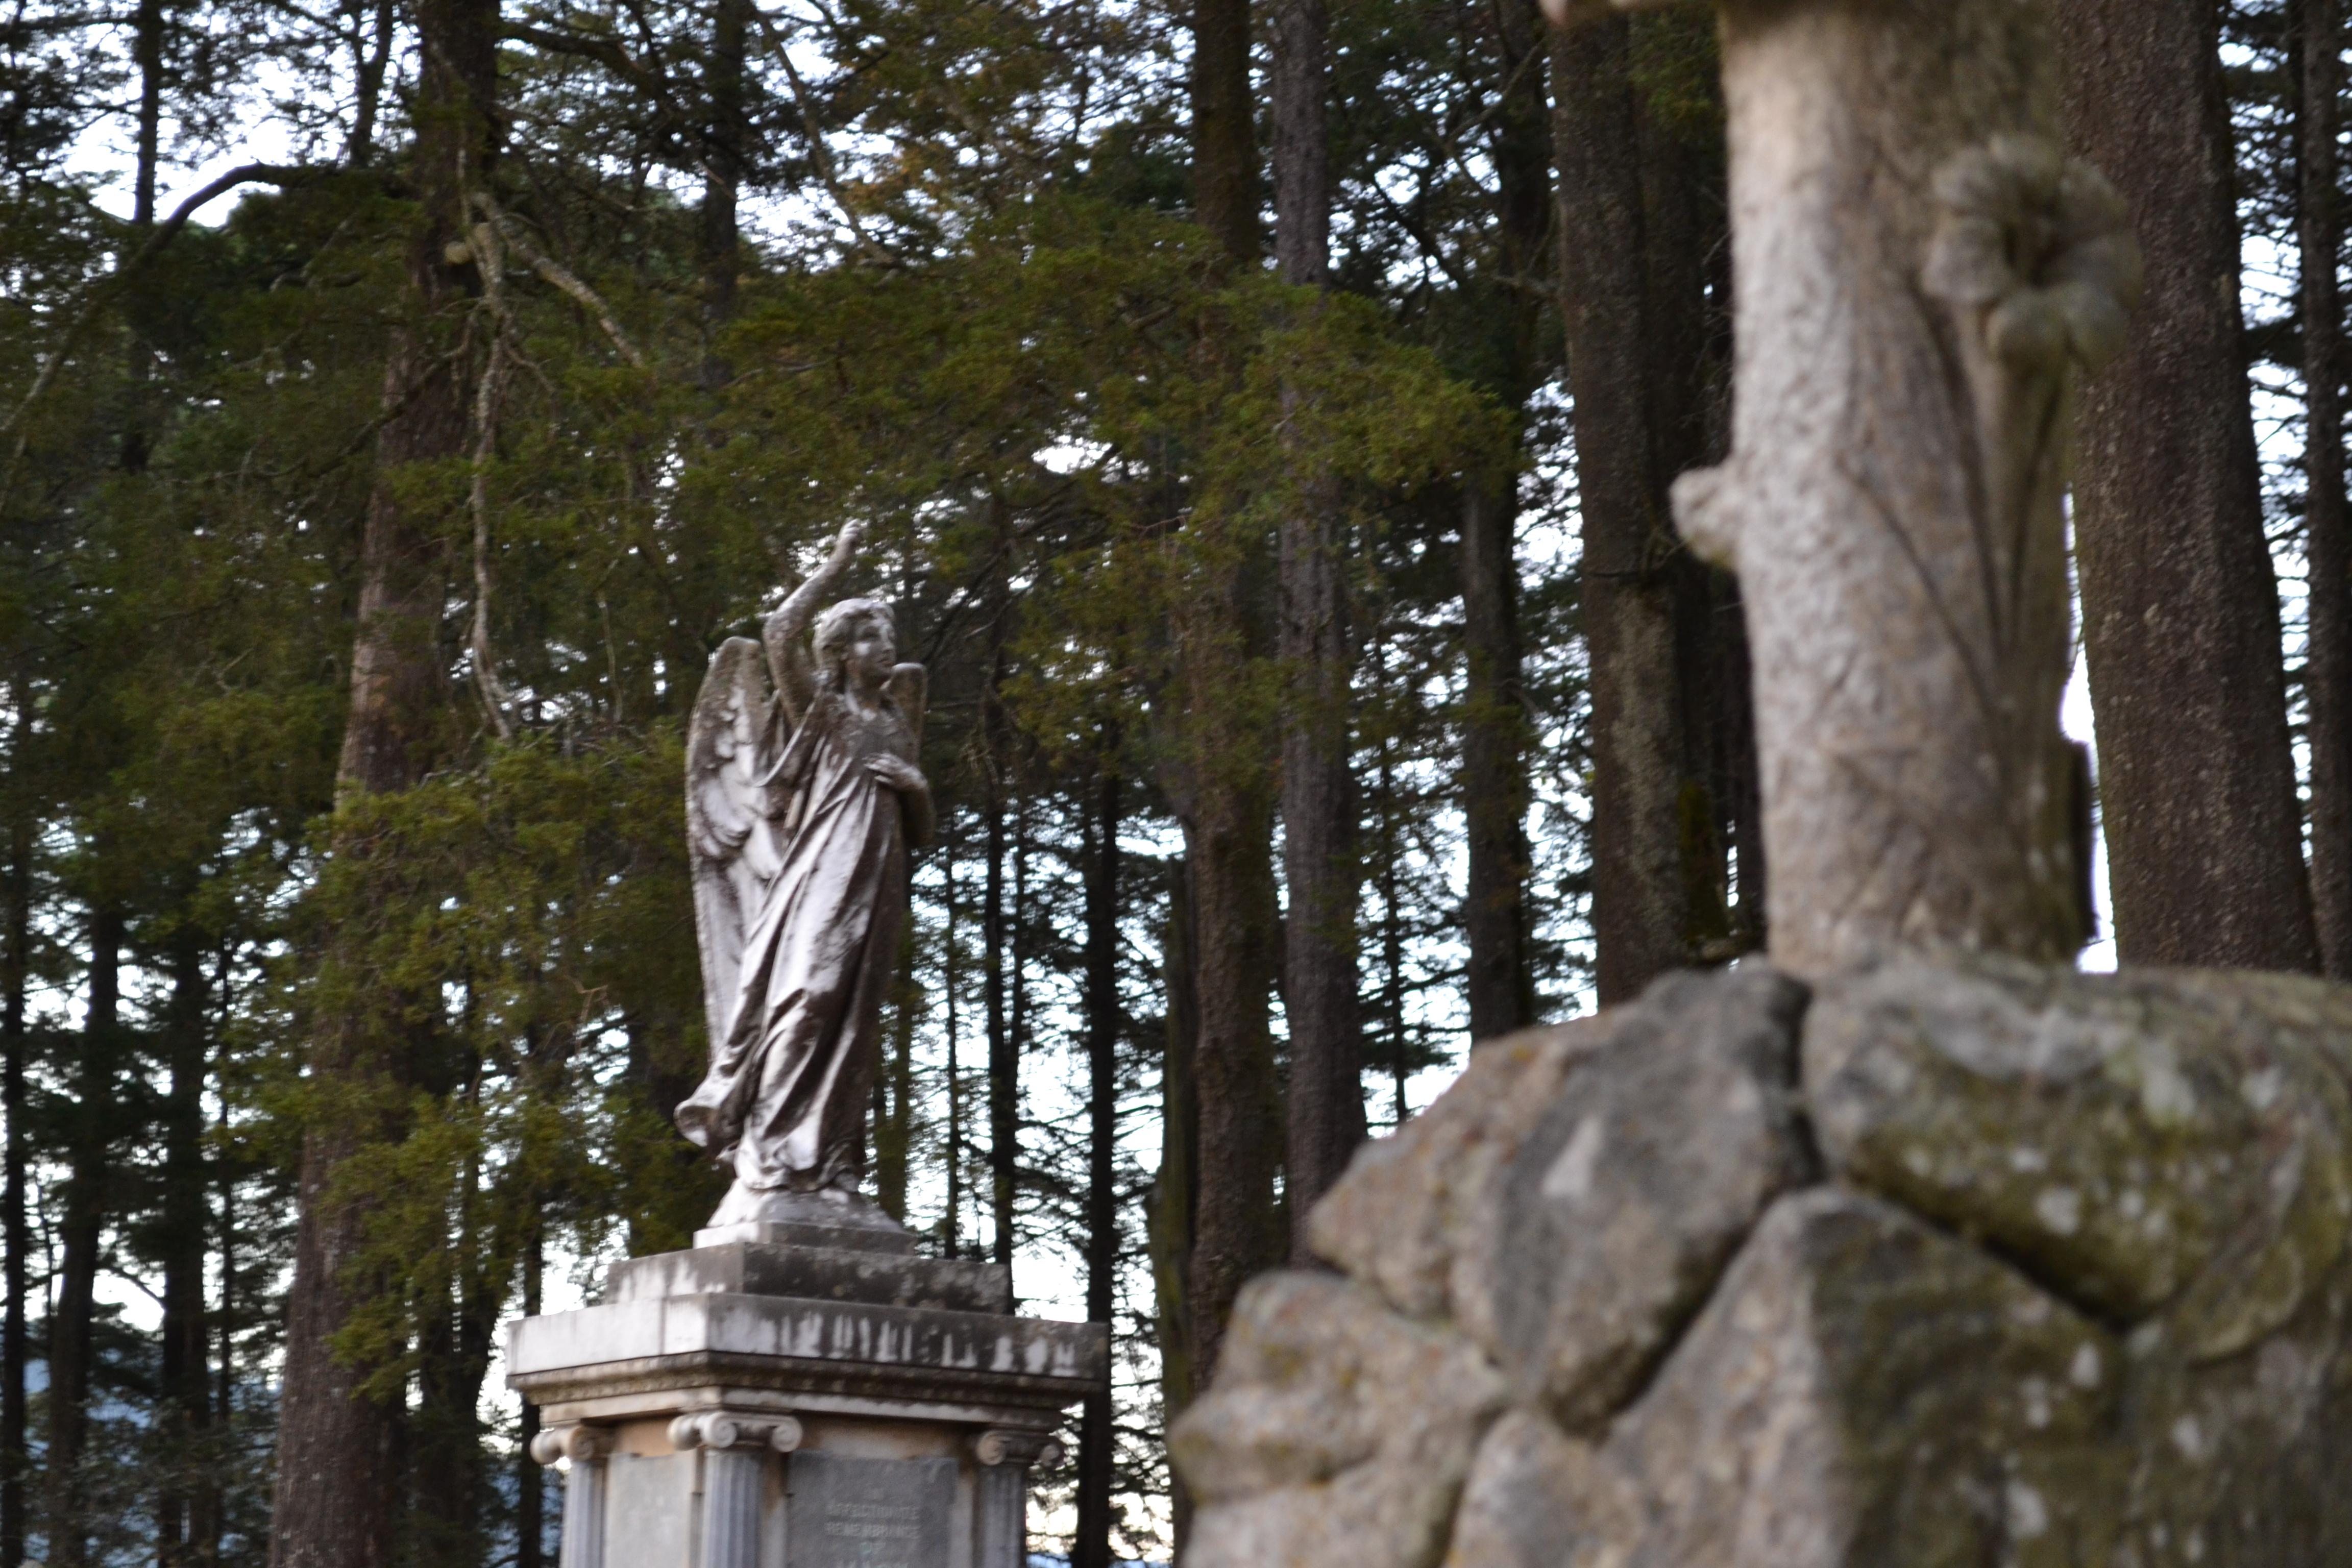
[686, 636, 782, 1050]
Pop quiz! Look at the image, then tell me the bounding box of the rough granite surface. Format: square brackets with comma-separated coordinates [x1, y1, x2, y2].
[1167, 1271, 1506, 1568]
[1170, 955, 2352, 1568]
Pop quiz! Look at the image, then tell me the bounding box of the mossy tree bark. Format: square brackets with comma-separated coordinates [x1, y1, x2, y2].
[1165, 569, 1286, 1398]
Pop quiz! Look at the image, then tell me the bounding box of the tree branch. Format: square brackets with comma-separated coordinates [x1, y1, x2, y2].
[470, 192, 649, 368]
[3, 163, 325, 458]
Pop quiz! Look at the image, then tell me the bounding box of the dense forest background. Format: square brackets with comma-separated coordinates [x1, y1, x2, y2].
[0, 0, 2344, 1563]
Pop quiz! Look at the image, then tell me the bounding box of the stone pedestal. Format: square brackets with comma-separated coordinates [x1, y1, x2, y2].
[507, 1204, 1108, 1568]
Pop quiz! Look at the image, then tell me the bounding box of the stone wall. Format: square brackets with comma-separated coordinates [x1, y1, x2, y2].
[1169, 957, 2352, 1566]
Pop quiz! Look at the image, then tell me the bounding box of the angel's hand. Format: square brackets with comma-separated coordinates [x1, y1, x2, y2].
[867, 753, 936, 847]
[863, 753, 926, 795]
[818, 520, 864, 581]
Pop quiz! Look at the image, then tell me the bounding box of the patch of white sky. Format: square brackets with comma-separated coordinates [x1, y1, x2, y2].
[63, 0, 865, 253]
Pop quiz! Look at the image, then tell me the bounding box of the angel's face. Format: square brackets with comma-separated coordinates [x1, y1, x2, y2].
[843, 612, 896, 691]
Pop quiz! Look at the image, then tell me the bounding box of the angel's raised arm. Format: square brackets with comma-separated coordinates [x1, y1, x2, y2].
[763, 520, 864, 724]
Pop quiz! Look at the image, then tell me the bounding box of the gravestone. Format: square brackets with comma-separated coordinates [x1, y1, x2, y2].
[506, 523, 1107, 1566]
[506, 1193, 1107, 1568]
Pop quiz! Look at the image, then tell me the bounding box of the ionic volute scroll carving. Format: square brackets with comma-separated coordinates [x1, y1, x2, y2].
[972, 1427, 1064, 1468]
[669, 1410, 806, 1453]
[527, 1424, 614, 1467]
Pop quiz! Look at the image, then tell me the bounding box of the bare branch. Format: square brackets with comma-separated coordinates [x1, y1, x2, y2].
[751, 6, 902, 264]
[472, 191, 648, 369]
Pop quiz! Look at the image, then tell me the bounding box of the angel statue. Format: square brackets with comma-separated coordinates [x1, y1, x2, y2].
[678, 520, 932, 1232]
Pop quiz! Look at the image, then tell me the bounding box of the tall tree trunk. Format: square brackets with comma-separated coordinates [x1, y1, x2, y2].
[623, 1004, 716, 1255]
[1173, 0, 1282, 1460]
[119, 0, 164, 460]
[2304, 0, 2352, 977]
[2, 812, 26, 1568]
[1378, 734, 1409, 1123]
[214, 1082, 235, 1478]
[1146, 857, 1199, 1553]
[1555, 19, 1697, 1004]
[1272, 0, 1363, 1248]
[984, 652, 1016, 1272]
[1270, 0, 1328, 290]
[2056, 0, 2319, 971]
[1461, 0, 1550, 1041]
[203, 1095, 230, 1568]
[1641, 47, 1745, 961]
[157, 922, 213, 1568]
[700, 0, 747, 391]
[1011, 789, 1034, 1241]
[1170, 645, 1284, 1394]
[1190, 0, 1256, 260]
[874, 926, 917, 1222]
[48, 908, 119, 1568]
[943, 846, 963, 1259]
[1460, 479, 1533, 1036]
[411, 1218, 495, 1568]
[1556, 12, 1756, 999]
[132, 0, 161, 228]
[270, 0, 497, 1557]
[1072, 750, 1122, 1568]
[1467, 0, 1552, 1036]
[348, 0, 396, 168]
[1718, 579, 1765, 941]
[516, 1236, 542, 1568]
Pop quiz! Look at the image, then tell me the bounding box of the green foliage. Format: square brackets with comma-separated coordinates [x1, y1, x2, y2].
[1628, 9, 1723, 150]
[276, 737, 707, 1372]
[1, 0, 1604, 1560]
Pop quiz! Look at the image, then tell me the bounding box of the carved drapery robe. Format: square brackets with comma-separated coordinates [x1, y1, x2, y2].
[681, 672, 919, 1195]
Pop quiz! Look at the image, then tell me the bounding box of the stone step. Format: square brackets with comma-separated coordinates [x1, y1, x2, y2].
[607, 1241, 1013, 1315]
[505, 1289, 1108, 1410]
[695, 1216, 919, 1254]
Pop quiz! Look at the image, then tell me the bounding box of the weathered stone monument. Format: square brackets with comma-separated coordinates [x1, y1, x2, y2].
[1173, 959, 2352, 1565]
[506, 1195, 1102, 1568]
[1166, 0, 2352, 1563]
[505, 522, 1108, 1567]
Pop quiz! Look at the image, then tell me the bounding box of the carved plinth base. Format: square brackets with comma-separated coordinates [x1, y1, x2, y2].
[506, 1217, 1106, 1568]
